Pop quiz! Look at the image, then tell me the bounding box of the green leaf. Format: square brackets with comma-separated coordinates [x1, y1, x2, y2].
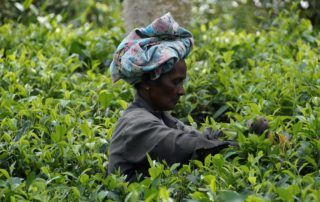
[51, 124, 67, 142]
[70, 41, 86, 55]
[211, 154, 224, 170]
[23, 0, 33, 9]
[145, 187, 158, 201]
[213, 104, 229, 119]
[26, 171, 36, 188]
[71, 187, 81, 198]
[1, 133, 12, 143]
[248, 176, 256, 185]
[187, 114, 195, 124]
[203, 175, 217, 192]
[118, 99, 128, 109]
[246, 195, 264, 202]
[276, 187, 292, 201]
[0, 169, 10, 179]
[98, 191, 109, 201]
[217, 190, 245, 202]
[223, 51, 234, 65]
[190, 191, 209, 200]
[99, 90, 113, 108]
[148, 166, 162, 179]
[159, 187, 171, 202]
[169, 163, 180, 172]
[80, 121, 93, 137]
[79, 173, 89, 184]
[14, 3, 24, 11]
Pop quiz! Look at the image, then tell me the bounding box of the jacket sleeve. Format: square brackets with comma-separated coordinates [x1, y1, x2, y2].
[122, 112, 234, 165]
[173, 117, 227, 140]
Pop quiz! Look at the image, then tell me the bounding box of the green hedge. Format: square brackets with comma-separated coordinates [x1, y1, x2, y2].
[0, 6, 319, 202]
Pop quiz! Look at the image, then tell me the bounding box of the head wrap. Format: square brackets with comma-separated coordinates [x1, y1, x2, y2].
[110, 13, 194, 84]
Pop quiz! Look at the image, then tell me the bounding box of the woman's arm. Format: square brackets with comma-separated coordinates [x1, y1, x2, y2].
[122, 115, 235, 165]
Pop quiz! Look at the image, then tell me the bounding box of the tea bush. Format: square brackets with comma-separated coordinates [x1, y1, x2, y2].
[0, 0, 122, 28]
[0, 4, 319, 202]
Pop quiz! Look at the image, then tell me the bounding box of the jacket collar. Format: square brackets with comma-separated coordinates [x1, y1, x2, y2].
[132, 93, 162, 119]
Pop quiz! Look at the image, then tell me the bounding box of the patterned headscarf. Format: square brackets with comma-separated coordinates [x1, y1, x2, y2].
[110, 13, 194, 84]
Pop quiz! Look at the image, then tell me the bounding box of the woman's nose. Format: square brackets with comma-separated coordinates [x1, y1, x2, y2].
[177, 86, 185, 95]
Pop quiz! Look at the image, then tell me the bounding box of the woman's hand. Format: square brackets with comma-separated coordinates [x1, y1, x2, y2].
[247, 116, 269, 135]
[204, 128, 225, 140]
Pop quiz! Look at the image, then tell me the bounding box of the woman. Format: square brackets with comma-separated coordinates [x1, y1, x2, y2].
[107, 13, 266, 182]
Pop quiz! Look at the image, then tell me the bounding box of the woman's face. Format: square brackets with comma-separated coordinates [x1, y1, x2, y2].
[146, 60, 187, 111]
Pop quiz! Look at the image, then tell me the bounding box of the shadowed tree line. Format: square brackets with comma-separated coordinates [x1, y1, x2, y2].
[1, 0, 319, 31]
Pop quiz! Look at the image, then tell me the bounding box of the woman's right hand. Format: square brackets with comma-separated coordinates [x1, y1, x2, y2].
[247, 116, 269, 135]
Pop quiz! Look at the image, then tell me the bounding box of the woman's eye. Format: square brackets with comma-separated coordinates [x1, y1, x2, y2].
[173, 79, 183, 85]
[171, 76, 188, 86]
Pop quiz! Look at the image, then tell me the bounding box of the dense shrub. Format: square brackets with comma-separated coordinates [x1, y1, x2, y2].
[192, 0, 320, 31]
[0, 0, 122, 28]
[0, 2, 319, 201]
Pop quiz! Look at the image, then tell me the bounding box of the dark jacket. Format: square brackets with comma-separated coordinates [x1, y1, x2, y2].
[107, 94, 236, 182]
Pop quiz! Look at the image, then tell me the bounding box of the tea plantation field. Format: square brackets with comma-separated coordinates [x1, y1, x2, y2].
[1, 7, 320, 202]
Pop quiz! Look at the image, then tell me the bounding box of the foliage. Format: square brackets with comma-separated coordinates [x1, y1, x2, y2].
[176, 9, 319, 123]
[192, 0, 320, 31]
[0, 0, 122, 28]
[0, 2, 319, 201]
[2, 1, 320, 30]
